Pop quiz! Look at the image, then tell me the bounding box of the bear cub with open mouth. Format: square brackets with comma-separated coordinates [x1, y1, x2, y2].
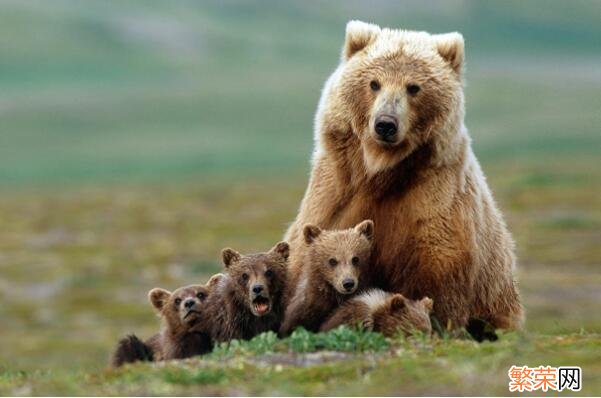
[279, 219, 374, 335]
[111, 278, 219, 367]
[207, 241, 289, 342]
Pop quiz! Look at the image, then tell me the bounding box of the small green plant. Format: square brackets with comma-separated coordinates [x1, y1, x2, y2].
[288, 326, 390, 353]
[210, 327, 390, 359]
[211, 331, 280, 357]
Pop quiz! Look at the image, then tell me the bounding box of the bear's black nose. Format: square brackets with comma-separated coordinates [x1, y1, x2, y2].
[184, 299, 196, 309]
[342, 279, 356, 292]
[375, 115, 398, 139]
[252, 285, 264, 294]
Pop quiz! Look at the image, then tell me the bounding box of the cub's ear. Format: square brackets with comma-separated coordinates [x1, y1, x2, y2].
[390, 294, 407, 312]
[148, 288, 171, 311]
[303, 224, 322, 244]
[207, 273, 226, 288]
[354, 219, 374, 241]
[421, 296, 434, 312]
[221, 248, 241, 268]
[270, 241, 290, 261]
[343, 20, 380, 60]
[433, 32, 464, 74]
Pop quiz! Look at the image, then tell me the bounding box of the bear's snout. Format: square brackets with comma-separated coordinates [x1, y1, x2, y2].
[184, 298, 196, 309]
[374, 114, 398, 141]
[342, 278, 356, 292]
[252, 284, 264, 295]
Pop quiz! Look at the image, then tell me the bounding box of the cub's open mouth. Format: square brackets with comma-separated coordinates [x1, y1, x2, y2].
[184, 310, 202, 319]
[252, 296, 271, 316]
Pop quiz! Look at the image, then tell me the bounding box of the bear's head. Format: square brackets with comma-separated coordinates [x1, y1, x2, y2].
[148, 276, 221, 333]
[221, 242, 289, 317]
[373, 293, 433, 337]
[324, 20, 466, 174]
[302, 219, 374, 295]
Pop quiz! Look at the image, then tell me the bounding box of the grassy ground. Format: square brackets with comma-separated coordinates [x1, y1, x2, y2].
[1, 330, 600, 395]
[0, 0, 600, 395]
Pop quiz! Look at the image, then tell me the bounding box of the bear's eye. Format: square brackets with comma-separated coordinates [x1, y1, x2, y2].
[265, 269, 274, 278]
[328, 258, 338, 267]
[241, 273, 249, 281]
[370, 80, 380, 91]
[407, 84, 420, 95]
[196, 292, 206, 300]
[174, 298, 182, 306]
[351, 256, 360, 266]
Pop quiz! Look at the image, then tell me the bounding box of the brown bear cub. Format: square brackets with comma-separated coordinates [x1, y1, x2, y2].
[320, 288, 433, 337]
[279, 220, 374, 336]
[111, 278, 219, 367]
[206, 241, 289, 342]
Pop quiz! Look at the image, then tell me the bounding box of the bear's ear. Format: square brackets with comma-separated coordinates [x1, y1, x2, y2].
[221, 248, 242, 268]
[207, 273, 226, 288]
[434, 32, 464, 74]
[343, 20, 380, 60]
[390, 294, 407, 312]
[354, 219, 374, 241]
[303, 224, 322, 244]
[148, 288, 171, 311]
[421, 296, 434, 312]
[270, 241, 290, 261]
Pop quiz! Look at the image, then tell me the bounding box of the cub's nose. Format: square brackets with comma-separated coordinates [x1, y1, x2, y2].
[252, 284, 264, 294]
[374, 115, 398, 139]
[342, 279, 356, 292]
[184, 299, 196, 309]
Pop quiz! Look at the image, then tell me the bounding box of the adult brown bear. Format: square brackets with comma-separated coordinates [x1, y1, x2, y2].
[285, 21, 524, 330]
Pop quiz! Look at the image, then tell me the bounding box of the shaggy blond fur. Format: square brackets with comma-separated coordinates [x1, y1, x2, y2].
[280, 220, 373, 335]
[320, 289, 433, 337]
[285, 21, 524, 330]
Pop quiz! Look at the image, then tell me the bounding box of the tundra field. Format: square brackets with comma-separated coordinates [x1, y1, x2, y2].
[0, 1, 600, 395]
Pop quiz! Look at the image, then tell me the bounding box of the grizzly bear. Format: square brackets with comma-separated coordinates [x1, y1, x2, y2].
[111, 278, 220, 367]
[320, 289, 433, 337]
[285, 21, 523, 331]
[207, 242, 289, 342]
[279, 220, 373, 336]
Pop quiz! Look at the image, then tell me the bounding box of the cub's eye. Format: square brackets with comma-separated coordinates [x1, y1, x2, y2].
[351, 256, 360, 266]
[407, 84, 420, 95]
[196, 292, 206, 300]
[328, 258, 338, 267]
[241, 273, 249, 281]
[265, 269, 274, 278]
[174, 298, 182, 306]
[370, 80, 380, 91]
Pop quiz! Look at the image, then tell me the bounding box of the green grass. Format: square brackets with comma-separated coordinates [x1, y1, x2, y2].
[1, 330, 599, 395]
[210, 327, 390, 358]
[0, 0, 600, 395]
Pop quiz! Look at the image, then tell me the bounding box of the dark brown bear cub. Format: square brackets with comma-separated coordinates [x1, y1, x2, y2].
[111, 279, 219, 367]
[320, 288, 433, 337]
[279, 220, 374, 336]
[207, 241, 289, 342]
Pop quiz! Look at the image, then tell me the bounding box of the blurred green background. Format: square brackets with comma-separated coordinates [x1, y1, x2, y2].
[0, 0, 600, 378]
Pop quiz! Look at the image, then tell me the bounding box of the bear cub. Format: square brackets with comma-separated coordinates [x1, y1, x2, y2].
[207, 241, 289, 342]
[320, 288, 433, 337]
[111, 278, 219, 367]
[279, 220, 374, 335]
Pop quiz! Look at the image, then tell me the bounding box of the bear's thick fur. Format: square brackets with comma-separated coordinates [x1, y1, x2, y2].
[207, 242, 289, 342]
[320, 289, 433, 337]
[279, 220, 374, 335]
[285, 21, 523, 330]
[111, 280, 218, 367]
